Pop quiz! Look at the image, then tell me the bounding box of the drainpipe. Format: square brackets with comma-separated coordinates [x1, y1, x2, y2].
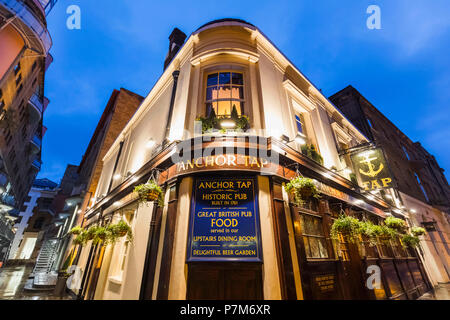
[163, 70, 180, 145]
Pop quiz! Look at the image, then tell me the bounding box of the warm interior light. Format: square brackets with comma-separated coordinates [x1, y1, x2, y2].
[113, 174, 122, 180]
[220, 119, 236, 129]
[410, 209, 417, 213]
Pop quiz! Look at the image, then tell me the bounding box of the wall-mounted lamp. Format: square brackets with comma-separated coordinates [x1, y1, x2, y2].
[220, 119, 236, 129]
[280, 133, 307, 146]
[146, 138, 156, 149]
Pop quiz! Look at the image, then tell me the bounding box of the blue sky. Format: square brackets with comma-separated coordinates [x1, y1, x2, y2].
[38, 0, 450, 183]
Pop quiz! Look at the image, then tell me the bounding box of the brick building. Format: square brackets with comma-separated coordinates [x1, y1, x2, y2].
[329, 85, 450, 215]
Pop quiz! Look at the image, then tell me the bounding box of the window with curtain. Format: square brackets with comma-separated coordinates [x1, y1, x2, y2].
[206, 72, 244, 117]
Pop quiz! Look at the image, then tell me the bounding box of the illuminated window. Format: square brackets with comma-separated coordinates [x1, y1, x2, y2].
[300, 214, 329, 259]
[206, 72, 244, 117]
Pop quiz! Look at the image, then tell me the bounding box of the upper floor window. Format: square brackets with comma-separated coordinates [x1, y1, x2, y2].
[295, 113, 307, 136]
[401, 145, 411, 160]
[206, 72, 244, 117]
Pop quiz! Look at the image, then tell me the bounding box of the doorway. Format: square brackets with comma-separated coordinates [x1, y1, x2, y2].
[187, 263, 263, 300]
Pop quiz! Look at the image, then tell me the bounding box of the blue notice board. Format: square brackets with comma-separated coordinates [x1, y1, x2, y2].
[187, 177, 262, 262]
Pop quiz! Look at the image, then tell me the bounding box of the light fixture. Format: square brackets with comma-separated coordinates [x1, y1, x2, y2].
[294, 133, 306, 145]
[113, 174, 122, 180]
[146, 139, 156, 149]
[77, 210, 82, 214]
[220, 119, 236, 129]
[410, 209, 417, 213]
[343, 168, 352, 175]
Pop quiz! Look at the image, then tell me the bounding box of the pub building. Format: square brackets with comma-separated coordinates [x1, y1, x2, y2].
[67, 19, 431, 300]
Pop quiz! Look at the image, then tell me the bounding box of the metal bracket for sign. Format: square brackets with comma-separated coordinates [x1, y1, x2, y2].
[338, 142, 376, 156]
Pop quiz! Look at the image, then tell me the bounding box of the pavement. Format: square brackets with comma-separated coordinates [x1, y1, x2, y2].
[0, 265, 74, 300]
[1, 265, 449, 300]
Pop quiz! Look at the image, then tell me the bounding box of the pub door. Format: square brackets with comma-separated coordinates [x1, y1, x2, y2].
[187, 263, 263, 300]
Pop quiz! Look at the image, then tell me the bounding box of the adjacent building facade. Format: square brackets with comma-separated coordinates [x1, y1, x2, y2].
[8, 178, 58, 262]
[44, 88, 144, 275]
[63, 19, 437, 301]
[329, 85, 450, 286]
[0, 0, 56, 262]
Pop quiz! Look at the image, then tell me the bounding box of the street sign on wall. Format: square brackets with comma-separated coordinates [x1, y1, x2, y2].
[187, 176, 262, 262]
[350, 148, 395, 191]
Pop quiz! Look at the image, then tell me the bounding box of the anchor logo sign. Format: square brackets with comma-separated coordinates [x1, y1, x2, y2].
[359, 154, 384, 178]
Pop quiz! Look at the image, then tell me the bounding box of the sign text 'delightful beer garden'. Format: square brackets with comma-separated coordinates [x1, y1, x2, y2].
[187, 177, 262, 262]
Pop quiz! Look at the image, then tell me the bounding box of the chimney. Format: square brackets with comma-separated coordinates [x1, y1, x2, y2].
[164, 28, 187, 71]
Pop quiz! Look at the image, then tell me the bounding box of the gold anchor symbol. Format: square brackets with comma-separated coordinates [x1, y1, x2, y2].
[359, 154, 384, 178]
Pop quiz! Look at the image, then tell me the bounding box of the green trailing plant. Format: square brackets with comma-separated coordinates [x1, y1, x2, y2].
[107, 220, 133, 243]
[330, 215, 363, 243]
[284, 176, 320, 206]
[301, 144, 324, 165]
[85, 226, 99, 241]
[379, 225, 398, 239]
[411, 226, 426, 237]
[196, 105, 249, 134]
[349, 173, 358, 185]
[359, 221, 383, 246]
[134, 180, 164, 207]
[73, 231, 87, 246]
[385, 217, 407, 232]
[401, 234, 421, 248]
[92, 226, 111, 246]
[69, 226, 83, 235]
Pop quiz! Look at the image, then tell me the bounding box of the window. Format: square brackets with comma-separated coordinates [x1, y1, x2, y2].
[299, 214, 329, 259]
[14, 63, 21, 75]
[206, 72, 244, 117]
[295, 113, 307, 136]
[402, 145, 411, 160]
[16, 74, 22, 86]
[415, 173, 430, 202]
[33, 217, 45, 229]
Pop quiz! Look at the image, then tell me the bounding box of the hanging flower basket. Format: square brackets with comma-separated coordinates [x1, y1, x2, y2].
[401, 234, 421, 248]
[85, 226, 99, 241]
[134, 180, 163, 206]
[69, 226, 83, 235]
[107, 220, 133, 243]
[284, 176, 320, 206]
[330, 215, 363, 243]
[73, 231, 87, 246]
[411, 226, 426, 237]
[385, 217, 407, 232]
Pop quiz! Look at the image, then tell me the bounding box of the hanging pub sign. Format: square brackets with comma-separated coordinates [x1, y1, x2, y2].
[350, 148, 395, 191]
[187, 176, 262, 262]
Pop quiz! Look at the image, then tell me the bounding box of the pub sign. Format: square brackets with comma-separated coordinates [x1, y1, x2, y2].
[350, 148, 395, 191]
[187, 176, 262, 262]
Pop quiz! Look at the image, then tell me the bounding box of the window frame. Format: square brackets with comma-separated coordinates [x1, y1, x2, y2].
[205, 71, 245, 117]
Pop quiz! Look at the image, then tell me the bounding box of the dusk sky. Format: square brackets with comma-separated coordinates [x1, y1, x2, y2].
[38, 0, 450, 184]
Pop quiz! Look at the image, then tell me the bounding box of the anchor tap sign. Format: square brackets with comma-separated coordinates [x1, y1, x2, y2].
[351, 148, 394, 191]
[359, 154, 384, 178]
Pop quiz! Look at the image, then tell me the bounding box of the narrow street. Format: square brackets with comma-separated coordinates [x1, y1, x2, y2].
[0, 266, 73, 300]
